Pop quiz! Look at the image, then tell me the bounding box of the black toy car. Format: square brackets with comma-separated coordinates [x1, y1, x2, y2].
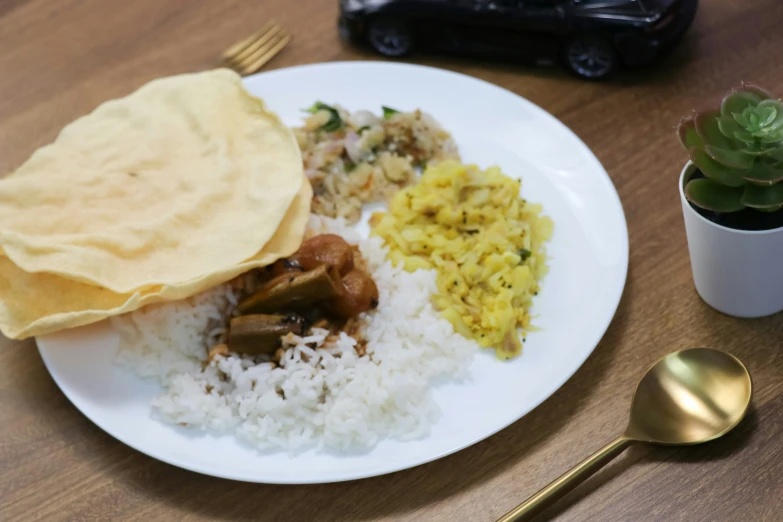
[339, 0, 698, 79]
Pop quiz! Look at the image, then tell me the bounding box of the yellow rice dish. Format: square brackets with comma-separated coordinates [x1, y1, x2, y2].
[370, 160, 553, 360]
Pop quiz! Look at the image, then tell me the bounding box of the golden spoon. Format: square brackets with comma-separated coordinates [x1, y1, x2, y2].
[497, 347, 753, 522]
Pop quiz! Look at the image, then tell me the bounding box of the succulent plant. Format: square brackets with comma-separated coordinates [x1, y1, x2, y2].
[678, 83, 783, 213]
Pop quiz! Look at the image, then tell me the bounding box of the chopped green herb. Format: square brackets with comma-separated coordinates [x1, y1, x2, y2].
[344, 158, 356, 172]
[517, 248, 532, 262]
[304, 101, 323, 114]
[382, 106, 400, 119]
[304, 101, 343, 132]
[357, 125, 370, 134]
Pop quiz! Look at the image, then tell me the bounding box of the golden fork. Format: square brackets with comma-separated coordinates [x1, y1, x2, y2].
[222, 22, 291, 76]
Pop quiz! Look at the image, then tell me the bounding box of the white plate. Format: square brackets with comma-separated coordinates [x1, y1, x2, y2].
[37, 62, 628, 484]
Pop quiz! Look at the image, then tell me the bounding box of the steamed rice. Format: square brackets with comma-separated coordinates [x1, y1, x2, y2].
[113, 217, 477, 451]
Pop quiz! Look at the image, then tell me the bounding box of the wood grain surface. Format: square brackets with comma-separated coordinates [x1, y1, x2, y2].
[1, 1, 782, 521]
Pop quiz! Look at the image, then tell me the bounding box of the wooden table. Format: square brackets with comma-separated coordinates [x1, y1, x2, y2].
[2, 1, 782, 520]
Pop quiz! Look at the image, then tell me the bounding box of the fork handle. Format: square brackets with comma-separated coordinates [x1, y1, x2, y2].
[497, 436, 633, 522]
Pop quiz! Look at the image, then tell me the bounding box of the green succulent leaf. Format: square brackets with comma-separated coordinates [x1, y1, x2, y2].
[740, 144, 772, 155]
[695, 110, 736, 150]
[749, 109, 764, 127]
[690, 148, 747, 187]
[752, 99, 783, 138]
[680, 86, 783, 180]
[685, 178, 746, 212]
[762, 107, 777, 124]
[717, 115, 750, 143]
[760, 134, 783, 146]
[677, 117, 704, 150]
[741, 182, 783, 210]
[764, 147, 783, 162]
[743, 161, 783, 186]
[733, 110, 751, 128]
[704, 145, 755, 169]
[756, 99, 783, 120]
[740, 105, 783, 138]
[734, 129, 756, 144]
[721, 90, 762, 117]
[759, 105, 777, 126]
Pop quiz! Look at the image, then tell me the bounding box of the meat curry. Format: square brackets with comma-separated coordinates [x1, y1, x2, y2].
[216, 234, 379, 357]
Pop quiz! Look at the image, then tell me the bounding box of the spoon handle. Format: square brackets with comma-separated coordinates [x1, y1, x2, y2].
[496, 436, 633, 522]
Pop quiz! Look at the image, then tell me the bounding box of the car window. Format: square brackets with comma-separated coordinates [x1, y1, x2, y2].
[474, 0, 516, 7]
[572, 0, 641, 6]
[475, 0, 557, 9]
[519, 0, 561, 9]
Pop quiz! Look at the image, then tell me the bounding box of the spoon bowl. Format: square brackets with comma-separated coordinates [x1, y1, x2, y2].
[625, 347, 752, 445]
[498, 348, 753, 522]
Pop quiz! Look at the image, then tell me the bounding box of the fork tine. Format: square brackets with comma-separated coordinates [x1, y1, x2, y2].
[237, 32, 290, 75]
[225, 24, 283, 66]
[221, 22, 274, 61]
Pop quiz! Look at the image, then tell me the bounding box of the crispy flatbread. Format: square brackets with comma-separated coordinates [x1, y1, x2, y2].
[0, 68, 303, 293]
[0, 181, 312, 339]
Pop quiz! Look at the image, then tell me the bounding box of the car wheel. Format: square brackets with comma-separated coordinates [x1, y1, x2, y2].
[564, 35, 618, 80]
[367, 19, 413, 57]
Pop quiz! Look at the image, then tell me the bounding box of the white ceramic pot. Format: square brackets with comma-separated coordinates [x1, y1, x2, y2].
[680, 162, 783, 317]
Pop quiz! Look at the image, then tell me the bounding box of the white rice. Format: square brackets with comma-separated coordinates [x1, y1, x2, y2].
[112, 216, 477, 452]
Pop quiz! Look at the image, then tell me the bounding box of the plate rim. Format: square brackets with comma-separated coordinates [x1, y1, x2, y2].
[37, 60, 629, 484]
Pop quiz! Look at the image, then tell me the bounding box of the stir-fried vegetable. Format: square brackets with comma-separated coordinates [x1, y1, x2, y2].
[294, 103, 460, 224]
[305, 101, 344, 132]
[382, 106, 399, 119]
